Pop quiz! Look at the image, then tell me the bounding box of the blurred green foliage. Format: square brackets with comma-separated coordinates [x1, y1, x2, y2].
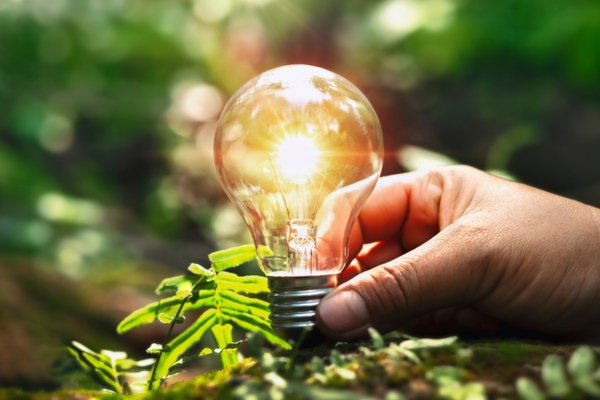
[1, 0, 600, 275]
[2, 0, 600, 390]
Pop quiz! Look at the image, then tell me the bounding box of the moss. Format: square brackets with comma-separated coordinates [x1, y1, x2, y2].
[3, 338, 595, 399]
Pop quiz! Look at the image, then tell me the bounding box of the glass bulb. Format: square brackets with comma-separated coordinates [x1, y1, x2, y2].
[214, 65, 383, 343]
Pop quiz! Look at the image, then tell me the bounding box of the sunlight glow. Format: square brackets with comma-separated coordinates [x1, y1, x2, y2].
[277, 136, 319, 183]
[372, 0, 455, 40]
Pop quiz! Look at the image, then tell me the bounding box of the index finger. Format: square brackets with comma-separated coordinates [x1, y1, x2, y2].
[348, 170, 444, 259]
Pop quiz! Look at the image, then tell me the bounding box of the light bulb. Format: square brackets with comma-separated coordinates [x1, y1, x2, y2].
[214, 65, 383, 343]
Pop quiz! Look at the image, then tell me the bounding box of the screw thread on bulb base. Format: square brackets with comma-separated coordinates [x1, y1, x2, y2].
[268, 274, 338, 347]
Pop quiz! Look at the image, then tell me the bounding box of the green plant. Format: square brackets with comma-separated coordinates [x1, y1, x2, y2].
[217, 328, 472, 399]
[70, 244, 290, 392]
[67, 341, 153, 394]
[517, 346, 600, 400]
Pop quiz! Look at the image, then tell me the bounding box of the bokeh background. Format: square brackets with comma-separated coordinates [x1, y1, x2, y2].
[1, 0, 599, 389]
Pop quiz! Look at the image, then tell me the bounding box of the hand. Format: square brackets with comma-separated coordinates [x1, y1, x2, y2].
[315, 165, 600, 342]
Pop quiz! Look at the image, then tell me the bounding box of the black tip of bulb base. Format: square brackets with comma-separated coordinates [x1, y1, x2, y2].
[268, 274, 338, 348]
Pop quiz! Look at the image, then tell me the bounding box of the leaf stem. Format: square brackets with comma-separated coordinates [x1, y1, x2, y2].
[286, 326, 309, 371]
[148, 276, 205, 390]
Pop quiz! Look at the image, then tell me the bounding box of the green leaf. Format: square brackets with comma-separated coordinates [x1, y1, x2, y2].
[389, 343, 421, 364]
[128, 382, 149, 394]
[330, 350, 344, 367]
[117, 357, 155, 370]
[199, 348, 213, 356]
[516, 378, 545, 400]
[117, 290, 216, 334]
[291, 364, 305, 380]
[211, 323, 234, 349]
[223, 308, 291, 350]
[146, 343, 168, 354]
[117, 295, 184, 334]
[438, 381, 485, 400]
[234, 381, 268, 398]
[568, 346, 596, 379]
[312, 373, 327, 385]
[311, 356, 326, 374]
[462, 383, 487, 400]
[71, 341, 104, 359]
[261, 352, 288, 372]
[67, 347, 91, 373]
[286, 382, 375, 400]
[368, 327, 385, 350]
[155, 275, 198, 295]
[541, 355, 570, 397]
[256, 245, 274, 258]
[216, 271, 269, 293]
[214, 339, 246, 354]
[575, 377, 600, 397]
[334, 368, 357, 380]
[220, 291, 271, 320]
[156, 271, 214, 297]
[188, 263, 214, 277]
[384, 391, 407, 400]
[426, 366, 465, 386]
[80, 353, 119, 392]
[93, 366, 121, 394]
[399, 336, 458, 351]
[157, 313, 185, 324]
[211, 323, 238, 367]
[264, 371, 287, 388]
[359, 346, 374, 358]
[152, 309, 218, 386]
[100, 350, 127, 362]
[209, 244, 256, 272]
[246, 331, 265, 359]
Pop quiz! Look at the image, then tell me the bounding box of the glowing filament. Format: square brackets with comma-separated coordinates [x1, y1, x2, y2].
[277, 136, 318, 183]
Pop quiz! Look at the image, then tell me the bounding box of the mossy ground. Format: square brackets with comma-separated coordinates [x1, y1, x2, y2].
[1, 337, 587, 400]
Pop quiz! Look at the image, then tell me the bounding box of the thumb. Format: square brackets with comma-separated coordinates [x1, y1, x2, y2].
[316, 217, 498, 340]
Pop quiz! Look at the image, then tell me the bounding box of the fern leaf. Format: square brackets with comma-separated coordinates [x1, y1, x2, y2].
[152, 309, 218, 385]
[117, 290, 216, 334]
[117, 357, 154, 370]
[94, 367, 121, 394]
[188, 263, 214, 277]
[256, 245, 274, 258]
[117, 296, 182, 334]
[81, 353, 120, 392]
[223, 308, 291, 349]
[219, 291, 271, 320]
[71, 341, 106, 359]
[67, 347, 91, 373]
[211, 323, 238, 367]
[208, 244, 256, 272]
[157, 313, 185, 324]
[155, 275, 213, 295]
[216, 271, 269, 293]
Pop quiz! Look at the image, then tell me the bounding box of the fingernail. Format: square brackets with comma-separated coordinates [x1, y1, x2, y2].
[318, 290, 369, 333]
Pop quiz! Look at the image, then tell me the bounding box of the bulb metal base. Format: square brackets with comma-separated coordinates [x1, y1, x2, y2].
[268, 274, 338, 347]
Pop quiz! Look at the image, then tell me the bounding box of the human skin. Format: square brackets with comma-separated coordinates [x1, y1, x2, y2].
[315, 165, 600, 343]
